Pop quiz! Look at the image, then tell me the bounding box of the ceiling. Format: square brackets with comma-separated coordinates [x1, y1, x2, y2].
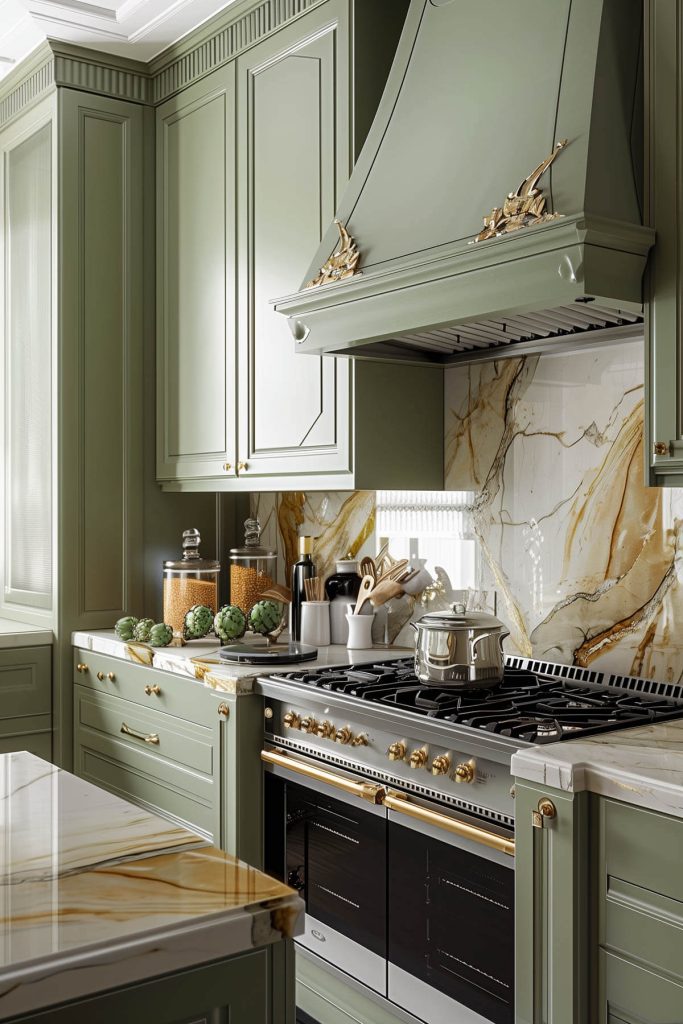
[0, 0, 242, 81]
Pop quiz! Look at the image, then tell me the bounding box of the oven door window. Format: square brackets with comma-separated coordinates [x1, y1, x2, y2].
[388, 820, 514, 1024]
[265, 774, 386, 958]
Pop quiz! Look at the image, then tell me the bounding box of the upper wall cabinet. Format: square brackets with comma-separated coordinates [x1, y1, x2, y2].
[646, 0, 683, 485]
[156, 0, 444, 492]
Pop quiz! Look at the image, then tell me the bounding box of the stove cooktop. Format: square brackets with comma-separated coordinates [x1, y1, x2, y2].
[267, 657, 683, 744]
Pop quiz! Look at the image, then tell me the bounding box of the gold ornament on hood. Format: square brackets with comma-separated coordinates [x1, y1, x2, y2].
[306, 219, 361, 287]
[471, 139, 569, 243]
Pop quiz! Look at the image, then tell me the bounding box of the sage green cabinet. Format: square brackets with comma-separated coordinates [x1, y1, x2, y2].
[157, 0, 443, 492]
[646, 0, 683, 485]
[515, 780, 683, 1024]
[0, 646, 51, 758]
[73, 648, 262, 861]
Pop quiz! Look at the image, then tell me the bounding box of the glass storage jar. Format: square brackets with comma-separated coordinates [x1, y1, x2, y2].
[229, 518, 277, 614]
[163, 528, 220, 633]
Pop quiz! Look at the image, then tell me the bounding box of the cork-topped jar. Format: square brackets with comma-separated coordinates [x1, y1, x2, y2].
[229, 518, 277, 614]
[163, 529, 220, 633]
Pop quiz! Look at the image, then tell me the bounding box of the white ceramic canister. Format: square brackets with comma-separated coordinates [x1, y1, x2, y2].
[346, 611, 375, 650]
[300, 601, 331, 646]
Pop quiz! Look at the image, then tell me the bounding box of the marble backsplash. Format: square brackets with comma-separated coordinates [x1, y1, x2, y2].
[250, 338, 683, 682]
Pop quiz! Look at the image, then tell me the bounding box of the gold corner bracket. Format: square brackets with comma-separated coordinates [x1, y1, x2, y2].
[471, 139, 569, 244]
[306, 219, 362, 288]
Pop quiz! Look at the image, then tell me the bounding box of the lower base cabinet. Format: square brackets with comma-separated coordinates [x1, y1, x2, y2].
[0, 646, 51, 759]
[515, 781, 683, 1024]
[73, 648, 262, 863]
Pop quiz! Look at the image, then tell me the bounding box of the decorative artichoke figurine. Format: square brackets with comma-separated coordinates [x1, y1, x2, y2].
[133, 617, 155, 643]
[114, 616, 138, 641]
[249, 600, 283, 636]
[184, 604, 214, 640]
[214, 604, 246, 643]
[148, 622, 174, 648]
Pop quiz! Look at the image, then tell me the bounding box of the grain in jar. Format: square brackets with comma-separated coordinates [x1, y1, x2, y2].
[229, 518, 277, 614]
[163, 529, 220, 633]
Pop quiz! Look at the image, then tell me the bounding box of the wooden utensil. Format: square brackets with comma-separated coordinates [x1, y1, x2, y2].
[304, 576, 324, 601]
[375, 558, 409, 586]
[359, 555, 377, 581]
[369, 579, 405, 607]
[354, 574, 375, 615]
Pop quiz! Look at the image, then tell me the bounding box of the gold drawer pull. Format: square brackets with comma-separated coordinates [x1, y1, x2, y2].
[107, 672, 116, 682]
[97, 671, 105, 681]
[144, 684, 162, 696]
[237, 461, 248, 472]
[76, 663, 89, 673]
[121, 723, 159, 745]
[383, 790, 515, 857]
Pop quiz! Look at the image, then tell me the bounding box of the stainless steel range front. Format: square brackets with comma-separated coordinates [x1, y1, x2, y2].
[259, 655, 683, 1024]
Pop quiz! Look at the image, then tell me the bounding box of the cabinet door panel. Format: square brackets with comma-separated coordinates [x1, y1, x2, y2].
[157, 66, 236, 480]
[237, 6, 352, 481]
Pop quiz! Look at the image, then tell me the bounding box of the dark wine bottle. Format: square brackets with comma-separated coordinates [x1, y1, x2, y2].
[290, 536, 316, 642]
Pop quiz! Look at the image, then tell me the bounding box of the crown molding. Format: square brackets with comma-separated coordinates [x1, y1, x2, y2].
[0, 0, 330, 125]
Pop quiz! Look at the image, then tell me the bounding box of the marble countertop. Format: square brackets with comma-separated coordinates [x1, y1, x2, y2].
[0, 617, 52, 648]
[512, 719, 683, 819]
[72, 629, 410, 693]
[0, 752, 303, 1020]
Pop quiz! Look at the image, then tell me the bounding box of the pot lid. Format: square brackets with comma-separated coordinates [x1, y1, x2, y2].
[164, 528, 220, 571]
[229, 517, 276, 558]
[416, 603, 506, 631]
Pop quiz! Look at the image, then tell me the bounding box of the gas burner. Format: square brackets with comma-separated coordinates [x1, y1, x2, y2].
[266, 658, 683, 745]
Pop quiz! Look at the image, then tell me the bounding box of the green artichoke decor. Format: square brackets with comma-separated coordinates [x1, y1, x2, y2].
[114, 616, 139, 641]
[133, 618, 155, 643]
[149, 622, 174, 647]
[248, 600, 283, 636]
[213, 605, 247, 643]
[184, 604, 214, 640]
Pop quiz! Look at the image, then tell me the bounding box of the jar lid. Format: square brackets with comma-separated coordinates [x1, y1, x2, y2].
[335, 560, 358, 573]
[164, 528, 221, 571]
[229, 517, 276, 558]
[416, 602, 505, 631]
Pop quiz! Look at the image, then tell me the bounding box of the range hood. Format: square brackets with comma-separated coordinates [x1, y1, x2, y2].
[274, 0, 654, 364]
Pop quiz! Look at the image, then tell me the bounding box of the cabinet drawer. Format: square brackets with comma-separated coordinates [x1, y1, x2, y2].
[0, 645, 51, 718]
[600, 799, 683, 904]
[73, 647, 222, 722]
[75, 685, 219, 839]
[600, 949, 683, 1023]
[603, 876, 683, 981]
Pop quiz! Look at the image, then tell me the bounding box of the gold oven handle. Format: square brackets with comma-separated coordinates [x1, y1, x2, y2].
[261, 747, 385, 805]
[383, 790, 515, 857]
[121, 723, 160, 745]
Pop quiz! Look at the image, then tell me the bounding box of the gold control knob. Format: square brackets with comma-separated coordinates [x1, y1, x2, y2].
[300, 716, 318, 734]
[352, 733, 369, 747]
[264, 706, 273, 720]
[387, 741, 406, 761]
[431, 754, 451, 777]
[335, 725, 353, 745]
[316, 720, 335, 739]
[409, 748, 428, 769]
[283, 711, 300, 730]
[144, 684, 162, 696]
[454, 761, 475, 784]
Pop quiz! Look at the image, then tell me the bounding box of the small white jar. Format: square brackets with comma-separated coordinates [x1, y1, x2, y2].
[300, 601, 331, 647]
[346, 611, 375, 650]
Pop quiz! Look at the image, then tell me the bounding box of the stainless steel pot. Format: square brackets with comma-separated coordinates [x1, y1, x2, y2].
[411, 603, 510, 688]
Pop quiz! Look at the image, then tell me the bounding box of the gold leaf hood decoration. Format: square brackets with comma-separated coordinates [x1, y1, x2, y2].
[306, 219, 361, 288]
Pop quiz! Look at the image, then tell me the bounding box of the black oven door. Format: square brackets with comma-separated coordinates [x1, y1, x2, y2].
[386, 791, 515, 1024]
[263, 749, 388, 994]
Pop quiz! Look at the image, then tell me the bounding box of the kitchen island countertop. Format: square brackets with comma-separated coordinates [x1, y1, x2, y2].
[512, 718, 683, 820]
[0, 752, 302, 1021]
[72, 628, 410, 693]
[0, 618, 52, 648]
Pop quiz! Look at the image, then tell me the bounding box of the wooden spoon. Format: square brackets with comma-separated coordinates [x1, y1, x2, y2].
[369, 579, 405, 607]
[359, 555, 377, 582]
[354, 574, 375, 615]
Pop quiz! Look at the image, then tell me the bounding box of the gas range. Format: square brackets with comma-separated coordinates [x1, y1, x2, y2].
[259, 653, 683, 825]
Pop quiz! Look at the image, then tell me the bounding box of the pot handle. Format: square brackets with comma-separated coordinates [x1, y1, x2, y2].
[470, 628, 510, 661]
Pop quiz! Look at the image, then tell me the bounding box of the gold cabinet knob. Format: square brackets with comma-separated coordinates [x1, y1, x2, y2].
[283, 711, 301, 730]
[387, 741, 406, 761]
[144, 684, 162, 696]
[335, 725, 353, 745]
[532, 797, 557, 829]
[76, 663, 89, 673]
[431, 754, 451, 776]
[107, 672, 116, 682]
[352, 733, 369, 747]
[218, 702, 230, 718]
[300, 716, 318, 734]
[237, 461, 248, 472]
[454, 761, 475, 784]
[316, 720, 335, 739]
[409, 748, 428, 769]
[97, 671, 105, 681]
[223, 462, 232, 472]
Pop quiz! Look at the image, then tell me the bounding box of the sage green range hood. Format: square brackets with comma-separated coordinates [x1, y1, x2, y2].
[273, 0, 654, 364]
